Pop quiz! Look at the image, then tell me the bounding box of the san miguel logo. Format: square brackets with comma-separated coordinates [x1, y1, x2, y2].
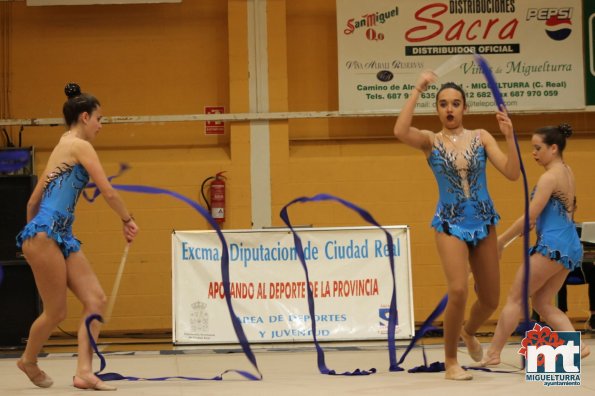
[526, 8, 574, 41]
[343, 6, 399, 41]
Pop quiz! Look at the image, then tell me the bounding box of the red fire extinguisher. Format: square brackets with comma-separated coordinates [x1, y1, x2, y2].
[201, 172, 226, 224]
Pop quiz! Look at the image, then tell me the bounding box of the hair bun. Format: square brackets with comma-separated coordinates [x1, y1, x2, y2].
[64, 82, 81, 99]
[558, 123, 573, 138]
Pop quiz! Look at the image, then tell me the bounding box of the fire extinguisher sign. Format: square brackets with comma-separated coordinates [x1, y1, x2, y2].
[204, 106, 225, 135]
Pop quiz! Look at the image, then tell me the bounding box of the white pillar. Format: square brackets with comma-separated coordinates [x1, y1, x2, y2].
[247, 0, 272, 229]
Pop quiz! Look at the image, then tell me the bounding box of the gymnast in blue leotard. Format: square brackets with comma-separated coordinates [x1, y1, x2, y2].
[17, 163, 89, 258]
[394, 71, 520, 380]
[528, 188, 583, 271]
[15, 83, 139, 391]
[481, 123, 590, 366]
[428, 129, 499, 246]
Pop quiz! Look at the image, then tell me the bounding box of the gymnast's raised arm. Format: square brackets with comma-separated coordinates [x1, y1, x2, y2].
[393, 71, 436, 153]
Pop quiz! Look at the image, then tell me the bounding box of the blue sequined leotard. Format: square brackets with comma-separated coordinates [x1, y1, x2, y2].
[529, 189, 583, 270]
[427, 131, 499, 245]
[16, 163, 89, 258]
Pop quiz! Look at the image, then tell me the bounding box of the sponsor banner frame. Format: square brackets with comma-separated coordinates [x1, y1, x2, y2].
[337, 0, 584, 113]
[172, 226, 414, 344]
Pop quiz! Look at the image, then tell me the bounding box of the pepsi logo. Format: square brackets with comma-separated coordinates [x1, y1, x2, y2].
[545, 14, 572, 41]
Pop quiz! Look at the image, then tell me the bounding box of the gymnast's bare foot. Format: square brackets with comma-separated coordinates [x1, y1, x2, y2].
[461, 328, 483, 362]
[582, 344, 590, 359]
[17, 359, 53, 388]
[477, 352, 501, 367]
[73, 374, 116, 391]
[445, 364, 473, 381]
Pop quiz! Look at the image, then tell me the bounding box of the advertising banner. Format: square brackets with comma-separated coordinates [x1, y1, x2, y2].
[172, 227, 414, 344]
[337, 0, 584, 113]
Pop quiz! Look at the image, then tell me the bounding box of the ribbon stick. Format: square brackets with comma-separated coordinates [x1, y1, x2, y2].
[433, 54, 471, 79]
[503, 234, 520, 249]
[103, 243, 130, 323]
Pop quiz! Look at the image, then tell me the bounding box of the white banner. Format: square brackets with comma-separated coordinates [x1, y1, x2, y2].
[337, 0, 584, 113]
[172, 227, 414, 344]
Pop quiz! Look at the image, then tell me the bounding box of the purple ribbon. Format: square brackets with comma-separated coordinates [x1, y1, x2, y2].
[474, 54, 531, 333]
[280, 193, 400, 374]
[82, 166, 262, 381]
[400, 295, 447, 371]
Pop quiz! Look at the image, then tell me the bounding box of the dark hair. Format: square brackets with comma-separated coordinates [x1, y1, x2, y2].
[535, 123, 573, 154]
[436, 82, 466, 107]
[62, 82, 100, 127]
